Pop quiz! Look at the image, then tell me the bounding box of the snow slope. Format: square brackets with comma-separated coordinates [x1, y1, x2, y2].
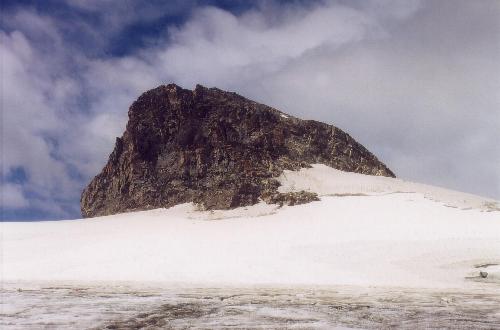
[279, 164, 499, 211]
[2, 164, 500, 289]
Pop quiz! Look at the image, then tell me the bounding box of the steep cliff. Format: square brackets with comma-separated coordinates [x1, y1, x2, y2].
[81, 84, 394, 217]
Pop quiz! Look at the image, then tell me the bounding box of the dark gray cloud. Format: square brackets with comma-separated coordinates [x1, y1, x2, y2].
[1, 0, 499, 220]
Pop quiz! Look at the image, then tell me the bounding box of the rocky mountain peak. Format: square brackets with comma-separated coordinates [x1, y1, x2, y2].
[81, 84, 395, 217]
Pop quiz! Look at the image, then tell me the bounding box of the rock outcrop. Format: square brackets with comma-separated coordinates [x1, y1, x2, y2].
[81, 84, 395, 217]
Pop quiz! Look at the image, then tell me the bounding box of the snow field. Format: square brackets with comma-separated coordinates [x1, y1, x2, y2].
[2, 164, 499, 289]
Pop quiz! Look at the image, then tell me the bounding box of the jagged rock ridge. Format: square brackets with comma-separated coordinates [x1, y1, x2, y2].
[81, 84, 395, 217]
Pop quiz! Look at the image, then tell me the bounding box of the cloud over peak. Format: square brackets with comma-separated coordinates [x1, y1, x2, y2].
[1, 0, 499, 220]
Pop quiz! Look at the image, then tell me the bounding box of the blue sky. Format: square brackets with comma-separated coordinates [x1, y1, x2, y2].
[2, 0, 261, 57]
[1, 0, 499, 221]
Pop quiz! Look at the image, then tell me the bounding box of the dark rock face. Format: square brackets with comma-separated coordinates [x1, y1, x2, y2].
[81, 84, 395, 217]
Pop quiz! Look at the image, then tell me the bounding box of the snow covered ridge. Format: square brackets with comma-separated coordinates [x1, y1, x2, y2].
[2, 165, 499, 290]
[278, 164, 500, 212]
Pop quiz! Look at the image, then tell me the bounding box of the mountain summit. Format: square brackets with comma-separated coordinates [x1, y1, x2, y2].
[81, 84, 394, 217]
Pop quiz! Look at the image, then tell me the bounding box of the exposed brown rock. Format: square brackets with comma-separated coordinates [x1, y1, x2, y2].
[81, 84, 395, 217]
[265, 191, 320, 207]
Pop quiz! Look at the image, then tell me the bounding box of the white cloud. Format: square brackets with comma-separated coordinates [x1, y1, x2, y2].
[153, 3, 384, 88]
[2, 32, 64, 185]
[1, 29, 82, 216]
[1, 183, 29, 209]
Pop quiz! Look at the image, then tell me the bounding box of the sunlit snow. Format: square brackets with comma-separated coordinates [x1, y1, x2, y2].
[2, 165, 499, 327]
